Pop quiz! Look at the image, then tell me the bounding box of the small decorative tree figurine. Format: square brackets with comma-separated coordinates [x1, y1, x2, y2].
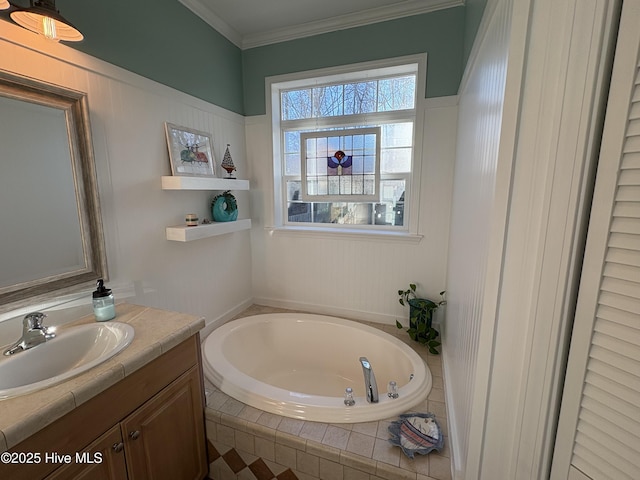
[221, 144, 236, 179]
[396, 285, 446, 354]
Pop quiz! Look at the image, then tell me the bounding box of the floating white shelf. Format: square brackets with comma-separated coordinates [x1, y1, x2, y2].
[161, 176, 250, 191]
[166, 219, 252, 242]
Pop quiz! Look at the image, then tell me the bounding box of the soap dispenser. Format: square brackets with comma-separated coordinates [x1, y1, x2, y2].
[93, 278, 116, 321]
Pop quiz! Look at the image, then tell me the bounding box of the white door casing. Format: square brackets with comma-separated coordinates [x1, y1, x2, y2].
[551, 1, 640, 478]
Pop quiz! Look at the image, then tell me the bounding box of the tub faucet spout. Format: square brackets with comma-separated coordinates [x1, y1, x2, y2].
[359, 357, 379, 403]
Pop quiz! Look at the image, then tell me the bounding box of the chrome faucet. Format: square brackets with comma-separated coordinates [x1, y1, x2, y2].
[359, 357, 379, 403]
[3, 312, 56, 356]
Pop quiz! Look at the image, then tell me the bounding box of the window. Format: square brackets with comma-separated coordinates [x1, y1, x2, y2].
[270, 57, 423, 232]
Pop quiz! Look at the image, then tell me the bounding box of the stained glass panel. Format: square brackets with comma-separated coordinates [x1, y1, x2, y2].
[364, 176, 376, 195]
[318, 177, 328, 196]
[352, 176, 363, 195]
[301, 128, 380, 202]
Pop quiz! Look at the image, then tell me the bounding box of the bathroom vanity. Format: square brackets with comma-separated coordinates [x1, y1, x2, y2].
[0, 304, 208, 480]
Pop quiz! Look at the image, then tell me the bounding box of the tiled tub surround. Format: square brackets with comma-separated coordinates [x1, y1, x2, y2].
[205, 306, 451, 480]
[0, 303, 204, 452]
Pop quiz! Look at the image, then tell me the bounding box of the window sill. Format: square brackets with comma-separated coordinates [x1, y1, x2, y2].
[265, 226, 423, 243]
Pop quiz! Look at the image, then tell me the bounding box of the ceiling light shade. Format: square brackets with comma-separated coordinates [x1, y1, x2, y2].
[0, 0, 10, 10]
[10, 0, 83, 42]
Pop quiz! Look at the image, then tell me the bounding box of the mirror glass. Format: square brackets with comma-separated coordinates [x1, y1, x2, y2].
[0, 71, 107, 310]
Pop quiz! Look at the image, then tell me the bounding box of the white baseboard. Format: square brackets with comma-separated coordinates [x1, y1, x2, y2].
[441, 347, 464, 480]
[199, 297, 443, 340]
[252, 297, 400, 326]
[199, 298, 254, 340]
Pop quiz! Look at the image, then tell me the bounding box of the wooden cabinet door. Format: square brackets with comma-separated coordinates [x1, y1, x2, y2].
[45, 425, 127, 480]
[121, 366, 207, 480]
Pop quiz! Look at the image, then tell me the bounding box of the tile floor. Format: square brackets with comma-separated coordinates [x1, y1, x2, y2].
[205, 305, 451, 480]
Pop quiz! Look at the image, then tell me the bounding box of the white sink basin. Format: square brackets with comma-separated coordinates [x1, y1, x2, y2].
[0, 322, 134, 399]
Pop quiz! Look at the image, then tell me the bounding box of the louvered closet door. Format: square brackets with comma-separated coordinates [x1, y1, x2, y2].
[550, 1, 640, 479]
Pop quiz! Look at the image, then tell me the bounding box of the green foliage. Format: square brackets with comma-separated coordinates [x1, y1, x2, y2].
[396, 286, 446, 355]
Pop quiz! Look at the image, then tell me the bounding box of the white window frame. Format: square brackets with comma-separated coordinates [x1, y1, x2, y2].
[267, 54, 427, 238]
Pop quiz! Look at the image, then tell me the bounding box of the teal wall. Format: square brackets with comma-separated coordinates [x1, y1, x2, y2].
[5, 2, 480, 117]
[463, 0, 489, 64]
[55, 0, 244, 114]
[241, 7, 466, 116]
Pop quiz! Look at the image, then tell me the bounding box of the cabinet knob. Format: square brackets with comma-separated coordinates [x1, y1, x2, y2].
[112, 442, 124, 453]
[129, 430, 141, 440]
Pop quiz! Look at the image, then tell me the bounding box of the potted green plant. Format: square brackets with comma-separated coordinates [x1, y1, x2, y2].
[396, 284, 446, 354]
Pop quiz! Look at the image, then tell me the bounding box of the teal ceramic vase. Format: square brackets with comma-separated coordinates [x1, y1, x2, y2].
[211, 191, 238, 222]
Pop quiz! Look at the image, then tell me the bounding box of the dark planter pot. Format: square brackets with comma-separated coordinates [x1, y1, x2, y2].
[408, 298, 437, 343]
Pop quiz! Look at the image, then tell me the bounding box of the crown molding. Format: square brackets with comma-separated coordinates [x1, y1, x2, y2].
[178, 0, 242, 47]
[180, 0, 463, 50]
[242, 0, 463, 49]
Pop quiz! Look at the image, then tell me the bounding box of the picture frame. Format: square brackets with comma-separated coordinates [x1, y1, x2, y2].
[164, 122, 216, 177]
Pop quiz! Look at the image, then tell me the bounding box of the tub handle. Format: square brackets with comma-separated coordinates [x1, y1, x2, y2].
[387, 381, 399, 399]
[344, 387, 355, 406]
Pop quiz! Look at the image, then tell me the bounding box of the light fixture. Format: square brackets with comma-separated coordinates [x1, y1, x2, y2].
[10, 0, 83, 42]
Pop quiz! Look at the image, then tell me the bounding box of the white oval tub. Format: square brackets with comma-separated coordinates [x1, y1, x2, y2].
[202, 313, 432, 423]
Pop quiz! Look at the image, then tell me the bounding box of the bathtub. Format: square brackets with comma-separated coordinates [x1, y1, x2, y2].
[202, 313, 432, 423]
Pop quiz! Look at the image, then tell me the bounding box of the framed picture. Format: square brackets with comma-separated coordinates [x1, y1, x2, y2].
[164, 122, 216, 177]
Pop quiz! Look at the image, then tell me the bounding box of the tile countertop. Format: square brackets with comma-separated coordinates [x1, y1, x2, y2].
[0, 303, 205, 453]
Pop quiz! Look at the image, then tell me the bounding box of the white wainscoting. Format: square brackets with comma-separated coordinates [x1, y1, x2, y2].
[443, 0, 513, 477]
[0, 22, 252, 328]
[445, 0, 620, 478]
